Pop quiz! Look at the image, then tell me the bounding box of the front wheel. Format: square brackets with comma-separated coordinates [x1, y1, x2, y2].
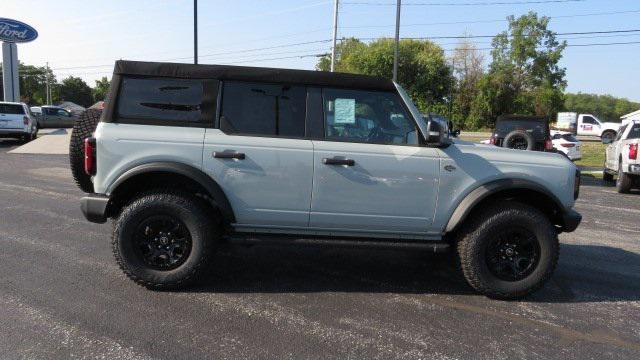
[112, 190, 220, 289]
[456, 202, 558, 299]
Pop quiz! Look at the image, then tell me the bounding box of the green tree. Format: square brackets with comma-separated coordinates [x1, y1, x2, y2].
[92, 76, 111, 102]
[316, 38, 453, 113]
[59, 76, 93, 107]
[451, 39, 485, 129]
[469, 12, 567, 128]
[0, 63, 58, 105]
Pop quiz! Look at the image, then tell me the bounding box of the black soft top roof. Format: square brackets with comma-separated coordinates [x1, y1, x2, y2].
[113, 60, 396, 91]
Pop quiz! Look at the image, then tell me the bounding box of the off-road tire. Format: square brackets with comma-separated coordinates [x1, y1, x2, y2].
[112, 189, 221, 290]
[616, 161, 633, 193]
[603, 169, 614, 182]
[503, 130, 535, 151]
[456, 202, 559, 299]
[69, 108, 102, 193]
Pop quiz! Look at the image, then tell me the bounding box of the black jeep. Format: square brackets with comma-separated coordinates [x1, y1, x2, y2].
[489, 115, 553, 152]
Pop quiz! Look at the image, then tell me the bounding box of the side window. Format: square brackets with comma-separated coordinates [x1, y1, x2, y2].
[322, 88, 418, 145]
[628, 124, 640, 140]
[56, 109, 69, 117]
[582, 116, 597, 125]
[220, 81, 305, 137]
[117, 78, 204, 123]
[44, 108, 57, 116]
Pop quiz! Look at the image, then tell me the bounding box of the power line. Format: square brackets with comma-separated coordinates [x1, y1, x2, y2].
[342, 0, 585, 6]
[355, 29, 640, 40]
[340, 9, 640, 29]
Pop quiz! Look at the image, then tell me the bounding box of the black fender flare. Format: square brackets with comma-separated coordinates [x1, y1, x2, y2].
[444, 178, 565, 233]
[107, 162, 236, 224]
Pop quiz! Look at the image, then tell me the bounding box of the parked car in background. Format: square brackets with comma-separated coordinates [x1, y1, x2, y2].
[603, 120, 640, 193]
[489, 115, 553, 152]
[0, 102, 38, 142]
[30, 106, 42, 116]
[556, 112, 621, 142]
[34, 105, 77, 128]
[551, 130, 582, 161]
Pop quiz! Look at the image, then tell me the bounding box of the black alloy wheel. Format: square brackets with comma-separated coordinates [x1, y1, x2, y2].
[134, 215, 192, 271]
[484, 228, 541, 282]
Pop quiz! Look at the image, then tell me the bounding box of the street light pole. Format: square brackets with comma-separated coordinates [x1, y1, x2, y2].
[330, 0, 339, 72]
[393, 0, 401, 82]
[194, 0, 198, 65]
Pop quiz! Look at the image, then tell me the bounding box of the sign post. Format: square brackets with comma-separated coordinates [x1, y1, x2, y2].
[0, 18, 39, 102]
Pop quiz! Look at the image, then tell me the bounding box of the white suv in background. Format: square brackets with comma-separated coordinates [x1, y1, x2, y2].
[551, 130, 582, 161]
[0, 102, 38, 143]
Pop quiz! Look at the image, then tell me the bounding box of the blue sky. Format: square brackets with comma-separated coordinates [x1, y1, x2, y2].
[4, 0, 640, 101]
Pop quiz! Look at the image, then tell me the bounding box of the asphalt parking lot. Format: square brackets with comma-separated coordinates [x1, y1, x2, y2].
[1, 140, 639, 359]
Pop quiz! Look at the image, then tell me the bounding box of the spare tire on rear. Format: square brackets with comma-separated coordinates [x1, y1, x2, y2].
[503, 130, 535, 151]
[69, 108, 102, 193]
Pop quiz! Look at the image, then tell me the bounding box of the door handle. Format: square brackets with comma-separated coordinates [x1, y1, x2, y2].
[213, 151, 245, 160]
[323, 157, 355, 166]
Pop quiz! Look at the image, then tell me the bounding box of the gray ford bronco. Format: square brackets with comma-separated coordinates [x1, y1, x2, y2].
[74, 60, 581, 299]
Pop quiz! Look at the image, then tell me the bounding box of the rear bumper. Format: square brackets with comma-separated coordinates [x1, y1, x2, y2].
[0, 129, 28, 138]
[80, 194, 110, 223]
[560, 209, 582, 233]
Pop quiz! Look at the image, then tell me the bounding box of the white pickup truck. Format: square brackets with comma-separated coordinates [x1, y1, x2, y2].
[557, 112, 621, 142]
[603, 120, 640, 193]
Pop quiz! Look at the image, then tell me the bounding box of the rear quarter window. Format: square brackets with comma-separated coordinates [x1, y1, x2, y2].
[0, 104, 25, 115]
[116, 78, 204, 123]
[628, 124, 640, 139]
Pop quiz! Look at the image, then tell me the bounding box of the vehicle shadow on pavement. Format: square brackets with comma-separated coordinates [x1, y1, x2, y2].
[531, 243, 640, 303]
[0, 139, 22, 148]
[185, 243, 640, 303]
[192, 245, 475, 296]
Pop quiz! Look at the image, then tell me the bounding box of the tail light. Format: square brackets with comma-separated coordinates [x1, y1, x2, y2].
[84, 137, 96, 176]
[544, 138, 553, 151]
[489, 136, 496, 145]
[560, 143, 575, 148]
[630, 144, 638, 160]
[23, 116, 29, 125]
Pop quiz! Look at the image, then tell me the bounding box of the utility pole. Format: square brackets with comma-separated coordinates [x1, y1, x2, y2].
[393, 0, 401, 82]
[449, 58, 455, 120]
[330, 0, 339, 72]
[45, 62, 51, 104]
[194, 0, 198, 64]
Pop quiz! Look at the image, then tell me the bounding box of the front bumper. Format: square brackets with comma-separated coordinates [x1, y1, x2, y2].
[80, 194, 110, 223]
[560, 209, 582, 233]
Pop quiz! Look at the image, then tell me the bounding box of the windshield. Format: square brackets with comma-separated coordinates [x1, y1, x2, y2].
[395, 83, 428, 138]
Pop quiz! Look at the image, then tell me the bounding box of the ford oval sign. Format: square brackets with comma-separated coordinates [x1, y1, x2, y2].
[0, 18, 38, 43]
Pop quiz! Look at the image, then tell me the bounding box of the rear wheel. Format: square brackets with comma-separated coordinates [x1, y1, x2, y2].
[69, 108, 102, 193]
[112, 190, 220, 289]
[456, 202, 558, 299]
[601, 131, 616, 143]
[616, 161, 633, 193]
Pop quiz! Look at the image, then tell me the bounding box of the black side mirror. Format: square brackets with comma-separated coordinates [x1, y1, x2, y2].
[425, 119, 448, 147]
